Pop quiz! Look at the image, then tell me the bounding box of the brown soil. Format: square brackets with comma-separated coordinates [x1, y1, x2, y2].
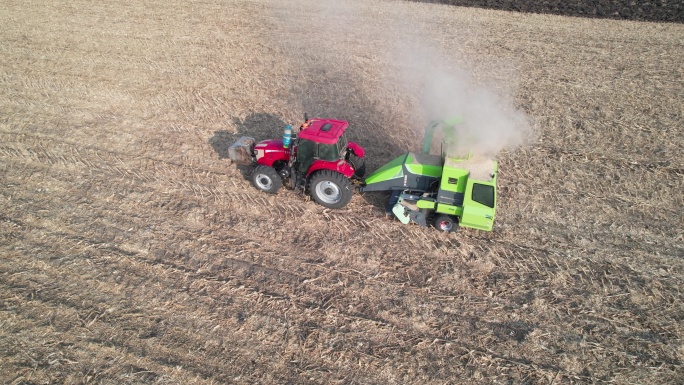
[1, 0, 683, 384]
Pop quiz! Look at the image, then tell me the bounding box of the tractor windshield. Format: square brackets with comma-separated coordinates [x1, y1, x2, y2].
[319, 134, 347, 161]
[297, 134, 347, 170]
[338, 133, 348, 155]
[318, 142, 339, 161]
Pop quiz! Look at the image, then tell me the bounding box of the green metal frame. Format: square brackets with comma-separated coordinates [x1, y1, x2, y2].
[459, 176, 497, 231]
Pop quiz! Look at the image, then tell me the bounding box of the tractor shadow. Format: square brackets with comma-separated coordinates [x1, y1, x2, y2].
[208, 112, 288, 181]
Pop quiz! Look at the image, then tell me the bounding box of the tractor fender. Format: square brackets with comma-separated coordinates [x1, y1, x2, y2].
[347, 141, 365, 158]
[306, 159, 355, 179]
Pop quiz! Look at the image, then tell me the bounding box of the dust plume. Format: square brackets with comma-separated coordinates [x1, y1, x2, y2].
[268, 0, 534, 157]
[395, 41, 534, 157]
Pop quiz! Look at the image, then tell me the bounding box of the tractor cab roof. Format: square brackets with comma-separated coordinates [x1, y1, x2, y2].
[298, 118, 348, 144]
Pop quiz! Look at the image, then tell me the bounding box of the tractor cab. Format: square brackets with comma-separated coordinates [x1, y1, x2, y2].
[293, 118, 365, 178]
[295, 119, 349, 173]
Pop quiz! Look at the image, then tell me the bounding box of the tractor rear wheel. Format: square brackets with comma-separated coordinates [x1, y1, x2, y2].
[310, 170, 353, 209]
[251, 165, 282, 194]
[433, 215, 459, 232]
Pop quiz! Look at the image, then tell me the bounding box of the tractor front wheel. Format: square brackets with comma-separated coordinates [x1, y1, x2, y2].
[251, 165, 282, 194]
[433, 215, 459, 232]
[310, 170, 353, 209]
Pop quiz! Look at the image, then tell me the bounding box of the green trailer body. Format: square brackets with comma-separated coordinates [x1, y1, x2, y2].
[359, 118, 498, 232]
[361, 152, 442, 193]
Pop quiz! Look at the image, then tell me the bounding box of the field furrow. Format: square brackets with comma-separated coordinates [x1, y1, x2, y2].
[2, 0, 683, 384]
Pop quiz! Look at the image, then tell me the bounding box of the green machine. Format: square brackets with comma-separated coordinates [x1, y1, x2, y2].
[358, 118, 498, 232]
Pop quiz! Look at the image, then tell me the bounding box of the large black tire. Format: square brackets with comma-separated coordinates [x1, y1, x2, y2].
[310, 170, 353, 209]
[348, 154, 366, 179]
[251, 165, 282, 194]
[433, 214, 459, 232]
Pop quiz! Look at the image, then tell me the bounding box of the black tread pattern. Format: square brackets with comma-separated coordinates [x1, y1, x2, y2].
[309, 170, 353, 209]
[251, 165, 282, 194]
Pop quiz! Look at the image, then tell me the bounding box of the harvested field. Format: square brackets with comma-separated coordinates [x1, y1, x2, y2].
[1, 0, 683, 384]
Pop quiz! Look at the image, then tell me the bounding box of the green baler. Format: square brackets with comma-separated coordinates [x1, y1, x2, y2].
[358, 119, 498, 232]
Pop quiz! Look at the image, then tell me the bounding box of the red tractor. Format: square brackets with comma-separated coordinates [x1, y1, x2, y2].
[227, 117, 365, 209]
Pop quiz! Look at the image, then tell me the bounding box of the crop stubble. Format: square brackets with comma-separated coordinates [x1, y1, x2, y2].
[1, 0, 683, 384]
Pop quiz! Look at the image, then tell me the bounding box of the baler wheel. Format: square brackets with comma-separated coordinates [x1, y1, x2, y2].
[433, 215, 459, 232]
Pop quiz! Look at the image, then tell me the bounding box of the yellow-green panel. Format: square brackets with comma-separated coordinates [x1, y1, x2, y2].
[416, 199, 436, 209]
[405, 163, 443, 177]
[439, 166, 468, 193]
[435, 203, 463, 216]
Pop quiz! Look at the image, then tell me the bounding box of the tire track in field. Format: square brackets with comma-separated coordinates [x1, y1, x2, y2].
[0, 178, 311, 292]
[5, 127, 672, 296]
[6, 127, 672, 380]
[0, 129, 468, 253]
[2, 214, 567, 382]
[0, 135, 592, 304]
[1, 143, 656, 380]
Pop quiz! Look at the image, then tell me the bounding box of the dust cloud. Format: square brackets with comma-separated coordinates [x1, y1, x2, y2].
[270, 0, 534, 157]
[396, 40, 534, 156]
[394, 22, 535, 157]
